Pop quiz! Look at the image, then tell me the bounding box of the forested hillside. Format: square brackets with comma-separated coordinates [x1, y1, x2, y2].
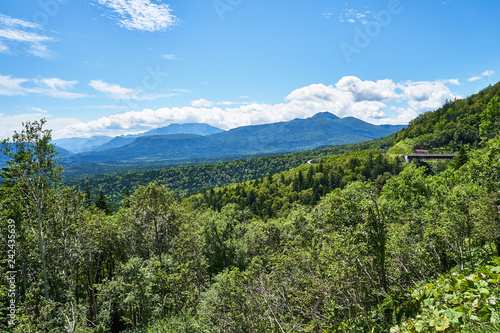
[66, 134, 396, 208]
[1, 84, 500, 332]
[394, 82, 500, 151]
[188, 149, 401, 218]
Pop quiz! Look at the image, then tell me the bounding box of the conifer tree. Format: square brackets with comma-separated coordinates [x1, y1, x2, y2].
[95, 190, 112, 215]
[83, 180, 93, 208]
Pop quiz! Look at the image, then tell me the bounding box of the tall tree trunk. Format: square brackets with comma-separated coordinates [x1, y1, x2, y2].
[154, 216, 162, 265]
[379, 248, 388, 294]
[38, 199, 49, 301]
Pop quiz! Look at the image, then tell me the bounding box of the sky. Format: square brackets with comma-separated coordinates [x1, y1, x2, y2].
[0, 0, 498, 139]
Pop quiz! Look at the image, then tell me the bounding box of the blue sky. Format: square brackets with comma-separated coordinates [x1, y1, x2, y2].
[0, 0, 498, 139]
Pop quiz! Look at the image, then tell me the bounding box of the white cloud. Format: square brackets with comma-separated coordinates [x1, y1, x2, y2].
[169, 88, 191, 93]
[399, 81, 459, 118]
[0, 74, 29, 96]
[0, 29, 52, 43]
[339, 8, 371, 25]
[443, 79, 460, 86]
[28, 44, 53, 58]
[90, 80, 136, 99]
[89, 79, 174, 100]
[191, 98, 213, 108]
[469, 70, 495, 82]
[336, 76, 399, 101]
[285, 83, 349, 104]
[97, 0, 178, 32]
[387, 106, 419, 125]
[0, 112, 47, 139]
[29, 107, 48, 113]
[0, 14, 55, 58]
[64, 76, 461, 137]
[162, 54, 177, 60]
[0, 109, 81, 141]
[36, 78, 78, 91]
[49, 118, 88, 140]
[482, 70, 495, 77]
[349, 101, 387, 119]
[402, 81, 457, 102]
[44, 91, 86, 99]
[0, 74, 86, 99]
[32, 78, 86, 99]
[0, 14, 41, 29]
[217, 101, 237, 106]
[0, 41, 8, 53]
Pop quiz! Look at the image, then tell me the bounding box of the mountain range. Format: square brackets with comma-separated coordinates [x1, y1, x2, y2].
[64, 112, 405, 165]
[0, 143, 73, 167]
[54, 123, 223, 153]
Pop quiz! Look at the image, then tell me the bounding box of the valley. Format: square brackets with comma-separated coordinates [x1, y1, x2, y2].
[52, 112, 404, 178]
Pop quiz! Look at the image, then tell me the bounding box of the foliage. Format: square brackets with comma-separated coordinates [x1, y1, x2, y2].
[387, 138, 416, 155]
[0, 119, 64, 303]
[191, 149, 402, 218]
[65, 133, 397, 209]
[395, 258, 500, 332]
[480, 95, 500, 140]
[395, 82, 500, 151]
[95, 190, 112, 215]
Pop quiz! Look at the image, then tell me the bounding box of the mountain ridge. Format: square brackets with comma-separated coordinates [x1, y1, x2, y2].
[53, 136, 113, 154]
[67, 112, 404, 164]
[91, 123, 224, 152]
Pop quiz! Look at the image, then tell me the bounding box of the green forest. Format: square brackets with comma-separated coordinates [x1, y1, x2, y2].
[1, 82, 500, 332]
[65, 133, 396, 209]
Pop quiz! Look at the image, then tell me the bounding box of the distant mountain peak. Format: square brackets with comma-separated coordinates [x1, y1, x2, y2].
[68, 114, 404, 164]
[140, 123, 224, 137]
[312, 112, 340, 120]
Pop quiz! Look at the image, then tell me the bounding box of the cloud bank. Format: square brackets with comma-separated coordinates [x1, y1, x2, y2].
[62, 76, 460, 138]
